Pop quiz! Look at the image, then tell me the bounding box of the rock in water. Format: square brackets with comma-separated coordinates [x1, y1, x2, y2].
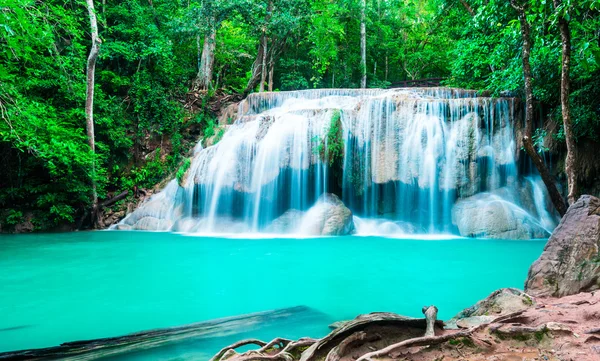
[451, 192, 550, 239]
[525, 195, 600, 297]
[266, 209, 304, 233]
[298, 193, 355, 236]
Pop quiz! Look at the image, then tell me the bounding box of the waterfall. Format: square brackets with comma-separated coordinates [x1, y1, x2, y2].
[116, 88, 557, 238]
[526, 176, 558, 232]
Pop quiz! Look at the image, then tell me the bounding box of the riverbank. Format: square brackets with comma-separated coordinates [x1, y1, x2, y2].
[207, 290, 600, 361]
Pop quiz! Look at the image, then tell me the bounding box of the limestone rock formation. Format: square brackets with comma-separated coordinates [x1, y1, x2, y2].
[117, 180, 183, 231]
[525, 195, 600, 297]
[452, 192, 550, 239]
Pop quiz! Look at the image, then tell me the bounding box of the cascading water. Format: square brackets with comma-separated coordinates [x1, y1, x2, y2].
[116, 88, 558, 238]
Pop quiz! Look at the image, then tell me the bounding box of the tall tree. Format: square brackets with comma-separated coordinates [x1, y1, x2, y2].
[192, 0, 245, 91]
[553, 0, 578, 205]
[360, 0, 367, 88]
[85, 0, 101, 224]
[195, 19, 216, 91]
[510, 0, 568, 216]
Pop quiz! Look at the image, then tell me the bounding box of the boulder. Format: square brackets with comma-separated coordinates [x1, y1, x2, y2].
[297, 193, 355, 236]
[452, 192, 549, 239]
[446, 288, 534, 329]
[525, 195, 600, 297]
[266, 209, 304, 233]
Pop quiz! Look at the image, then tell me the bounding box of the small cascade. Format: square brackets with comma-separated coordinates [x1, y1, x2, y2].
[116, 88, 558, 238]
[526, 176, 559, 232]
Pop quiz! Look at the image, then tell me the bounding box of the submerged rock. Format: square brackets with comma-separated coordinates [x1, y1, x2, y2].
[452, 192, 549, 239]
[525, 195, 600, 297]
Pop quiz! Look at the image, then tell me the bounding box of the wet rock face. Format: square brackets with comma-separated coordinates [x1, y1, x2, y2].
[525, 195, 600, 297]
[268, 194, 355, 236]
[306, 193, 356, 236]
[451, 192, 549, 239]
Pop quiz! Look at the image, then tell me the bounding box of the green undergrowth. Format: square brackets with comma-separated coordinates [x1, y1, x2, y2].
[176, 158, 192, 186]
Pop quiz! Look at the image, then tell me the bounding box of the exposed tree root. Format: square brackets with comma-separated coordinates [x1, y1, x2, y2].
[212, 337, 319, 361]
[210, 339, 267, 361]
[209, 294, 600, 361]
[355, 330, 473, 361]
[325, 331, 381, 361]
[422, 305, 438, 337]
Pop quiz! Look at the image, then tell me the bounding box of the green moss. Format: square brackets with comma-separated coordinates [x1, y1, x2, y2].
[448, 337, 475, 348]
[314, 109, 344, 166]
[460, 337, 475, 348]
[214, 127, 226, 144]
[534, 330, 547, 342]
[176, 158, 191, 185]
[522, 295, 533, 306]
[512, 333, 531, 342]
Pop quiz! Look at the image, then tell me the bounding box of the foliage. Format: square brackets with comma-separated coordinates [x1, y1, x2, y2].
[1, 0, 599, 231]
[445, 0, 600, 145]
[313, 110, 344, 166]
[176, 158, 192, 185]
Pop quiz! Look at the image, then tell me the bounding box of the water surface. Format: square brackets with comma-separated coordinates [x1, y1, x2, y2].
[0, 231, 545, 357]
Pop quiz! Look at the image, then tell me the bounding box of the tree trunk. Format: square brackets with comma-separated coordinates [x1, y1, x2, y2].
[267, 49, 274, 91]
[553, 0, 578, 205]
[360, 0, 367, 88]
[245, 37, 265, 94]
[259, 31, 267, 92]
[459, 0, 475, 16]
[194, 22, 216, 91]
[385, 55, 388, 81]
[85, 0, 100, 226]
[511, 1, 568, 216]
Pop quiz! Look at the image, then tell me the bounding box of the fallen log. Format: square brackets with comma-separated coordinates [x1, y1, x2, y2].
[0, 306, 320, 361]
[99, 190, 128, 209]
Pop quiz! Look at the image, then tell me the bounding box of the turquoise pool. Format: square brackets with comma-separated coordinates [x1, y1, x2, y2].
[0, 231, 545, 359]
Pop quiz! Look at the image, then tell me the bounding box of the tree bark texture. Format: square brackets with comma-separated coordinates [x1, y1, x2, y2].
[85, 0, 100, 224]
[194, 22, 216, 91]
[553, 0, 578, 205]
[511, 0, 568, 216]
[360, 0, 367, 88]
[259, 30, 268, 92]
[459, 0, 475, 16]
